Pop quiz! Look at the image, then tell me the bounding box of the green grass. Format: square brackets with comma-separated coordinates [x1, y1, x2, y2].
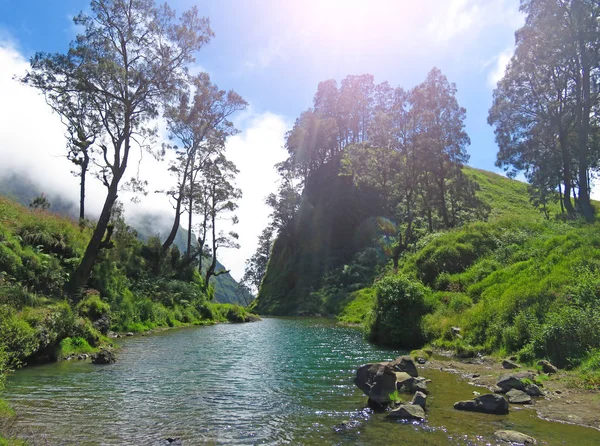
[58, 337, 96, 357]
[337, 288, 375, 325]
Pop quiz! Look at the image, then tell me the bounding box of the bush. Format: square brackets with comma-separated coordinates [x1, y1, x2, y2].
[76, 292, 111, 320]
[367, 275, 431, 348]
[58, 337, 95, 357]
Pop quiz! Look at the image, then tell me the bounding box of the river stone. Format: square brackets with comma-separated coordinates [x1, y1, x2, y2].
[411, 391, 427, 410]
[388, 404, 425, 421]
[502, 359, 520, 369]
[494, 430, 537, 444]
[538, 360, 558, 374]
[454, 393, 509, 415]
[389, 356, 418, 377]
[496, 372, 535, 392]
[91, 349, 116, 364]
[506, 389, 532, 404]
[395, 372, 415, 393]
[354, 363, 397, 405]
[525, 383, 544, 397]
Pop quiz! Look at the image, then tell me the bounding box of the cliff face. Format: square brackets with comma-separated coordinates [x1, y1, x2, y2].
[255, 159, 386, 315]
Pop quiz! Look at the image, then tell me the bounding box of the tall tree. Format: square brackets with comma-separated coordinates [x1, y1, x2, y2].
[26, 0, 213, 296]
[491, 0, 600, 220]
[161, 73, 246, 253]
[202, 154, 241, 292]
[22, 56, 101, 221]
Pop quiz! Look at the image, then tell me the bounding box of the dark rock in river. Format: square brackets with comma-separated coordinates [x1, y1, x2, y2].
[164, 438, 183, 446]
[389, 356, 419, 377]
[388, 404, 425, 421]
[354, 363, 398, 405]
[494, 429, 537, 444]
[411, 391, 427, 410]
[91, 349, 116, 364]
[506, 389, 532, 404]
[454, 393, 509, 415]
[537, 359, 558, 374]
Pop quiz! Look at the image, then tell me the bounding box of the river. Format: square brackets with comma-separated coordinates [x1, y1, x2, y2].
[2, 318, 599, 445]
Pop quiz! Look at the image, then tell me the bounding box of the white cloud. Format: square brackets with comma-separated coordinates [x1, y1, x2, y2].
[217, 111, 289, 280]
[0, 39, 289, 281]
[486, 47, 514, 88]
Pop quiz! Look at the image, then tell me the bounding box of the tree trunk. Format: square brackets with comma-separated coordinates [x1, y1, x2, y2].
[204, 191, 217, 292]
[79, 153, 89, 221]
[575, 6, 594, 221]
[187, 178, 193, 254]
[69, 178, 119, 297]
[558, 126, 576, 215]
[162, 194, 183, 252]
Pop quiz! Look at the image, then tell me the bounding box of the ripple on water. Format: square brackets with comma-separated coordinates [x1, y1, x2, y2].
[3, 318, 600, 445]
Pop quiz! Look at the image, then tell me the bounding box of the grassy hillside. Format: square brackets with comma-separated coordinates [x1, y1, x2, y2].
[0, 173, 251, 305]
[333, 169, 600, 384]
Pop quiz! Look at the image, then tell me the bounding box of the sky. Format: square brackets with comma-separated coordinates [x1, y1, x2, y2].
[0, 0, 526, 281]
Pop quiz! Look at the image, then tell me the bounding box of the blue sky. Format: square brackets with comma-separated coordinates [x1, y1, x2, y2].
[0, 0, 525, 279]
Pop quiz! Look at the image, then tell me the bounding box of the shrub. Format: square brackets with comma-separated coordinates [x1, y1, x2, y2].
[367, 275, 431, 348]
[76, 292, 111, 320]
[58, 337, 95, 357]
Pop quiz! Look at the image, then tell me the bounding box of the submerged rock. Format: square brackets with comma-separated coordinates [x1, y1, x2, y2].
[354, 363, 397, 405]
[538, 360, 558, 374]
[91, 349, 116, 364]
[389, 356, 418, 377]
[494, 429, 537, 444]
[506, 389, 532, 404]
[454, 393, 509, 415]
[333, 420, 361, 432]
[388, 404, 425, 421]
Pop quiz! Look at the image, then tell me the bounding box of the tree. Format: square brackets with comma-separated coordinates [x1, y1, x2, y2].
[490, 0, 600, 220]
[22, 61, 101, 221]
[161, 73, 246, 253]
[241, 225, 274, 295]
[26, 0, 214, 296]
[202, 154, 241, 292]
[30, 193, 51, 210]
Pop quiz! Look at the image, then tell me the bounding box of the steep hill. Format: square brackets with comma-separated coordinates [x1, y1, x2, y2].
[254, 165, 560, 316]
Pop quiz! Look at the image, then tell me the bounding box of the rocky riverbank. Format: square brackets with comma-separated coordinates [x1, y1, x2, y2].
[421, 353, 600, 431]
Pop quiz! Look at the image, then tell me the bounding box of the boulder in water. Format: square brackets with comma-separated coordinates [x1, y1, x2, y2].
[389, 356, 418, 377]
[354, 363, 397, 405]
[411, 391, 427, 410]
[91, 349, 116, 364]
[388, 404, 425, 421]
[454, 393, 509, 415]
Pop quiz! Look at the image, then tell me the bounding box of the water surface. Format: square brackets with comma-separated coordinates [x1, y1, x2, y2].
[2, 318, 599, 445]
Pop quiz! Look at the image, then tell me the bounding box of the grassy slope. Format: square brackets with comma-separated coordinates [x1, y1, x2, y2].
[339, 168, 600, 382]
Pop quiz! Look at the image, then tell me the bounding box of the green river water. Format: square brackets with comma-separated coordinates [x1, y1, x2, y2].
[2, 318, 599, 445]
